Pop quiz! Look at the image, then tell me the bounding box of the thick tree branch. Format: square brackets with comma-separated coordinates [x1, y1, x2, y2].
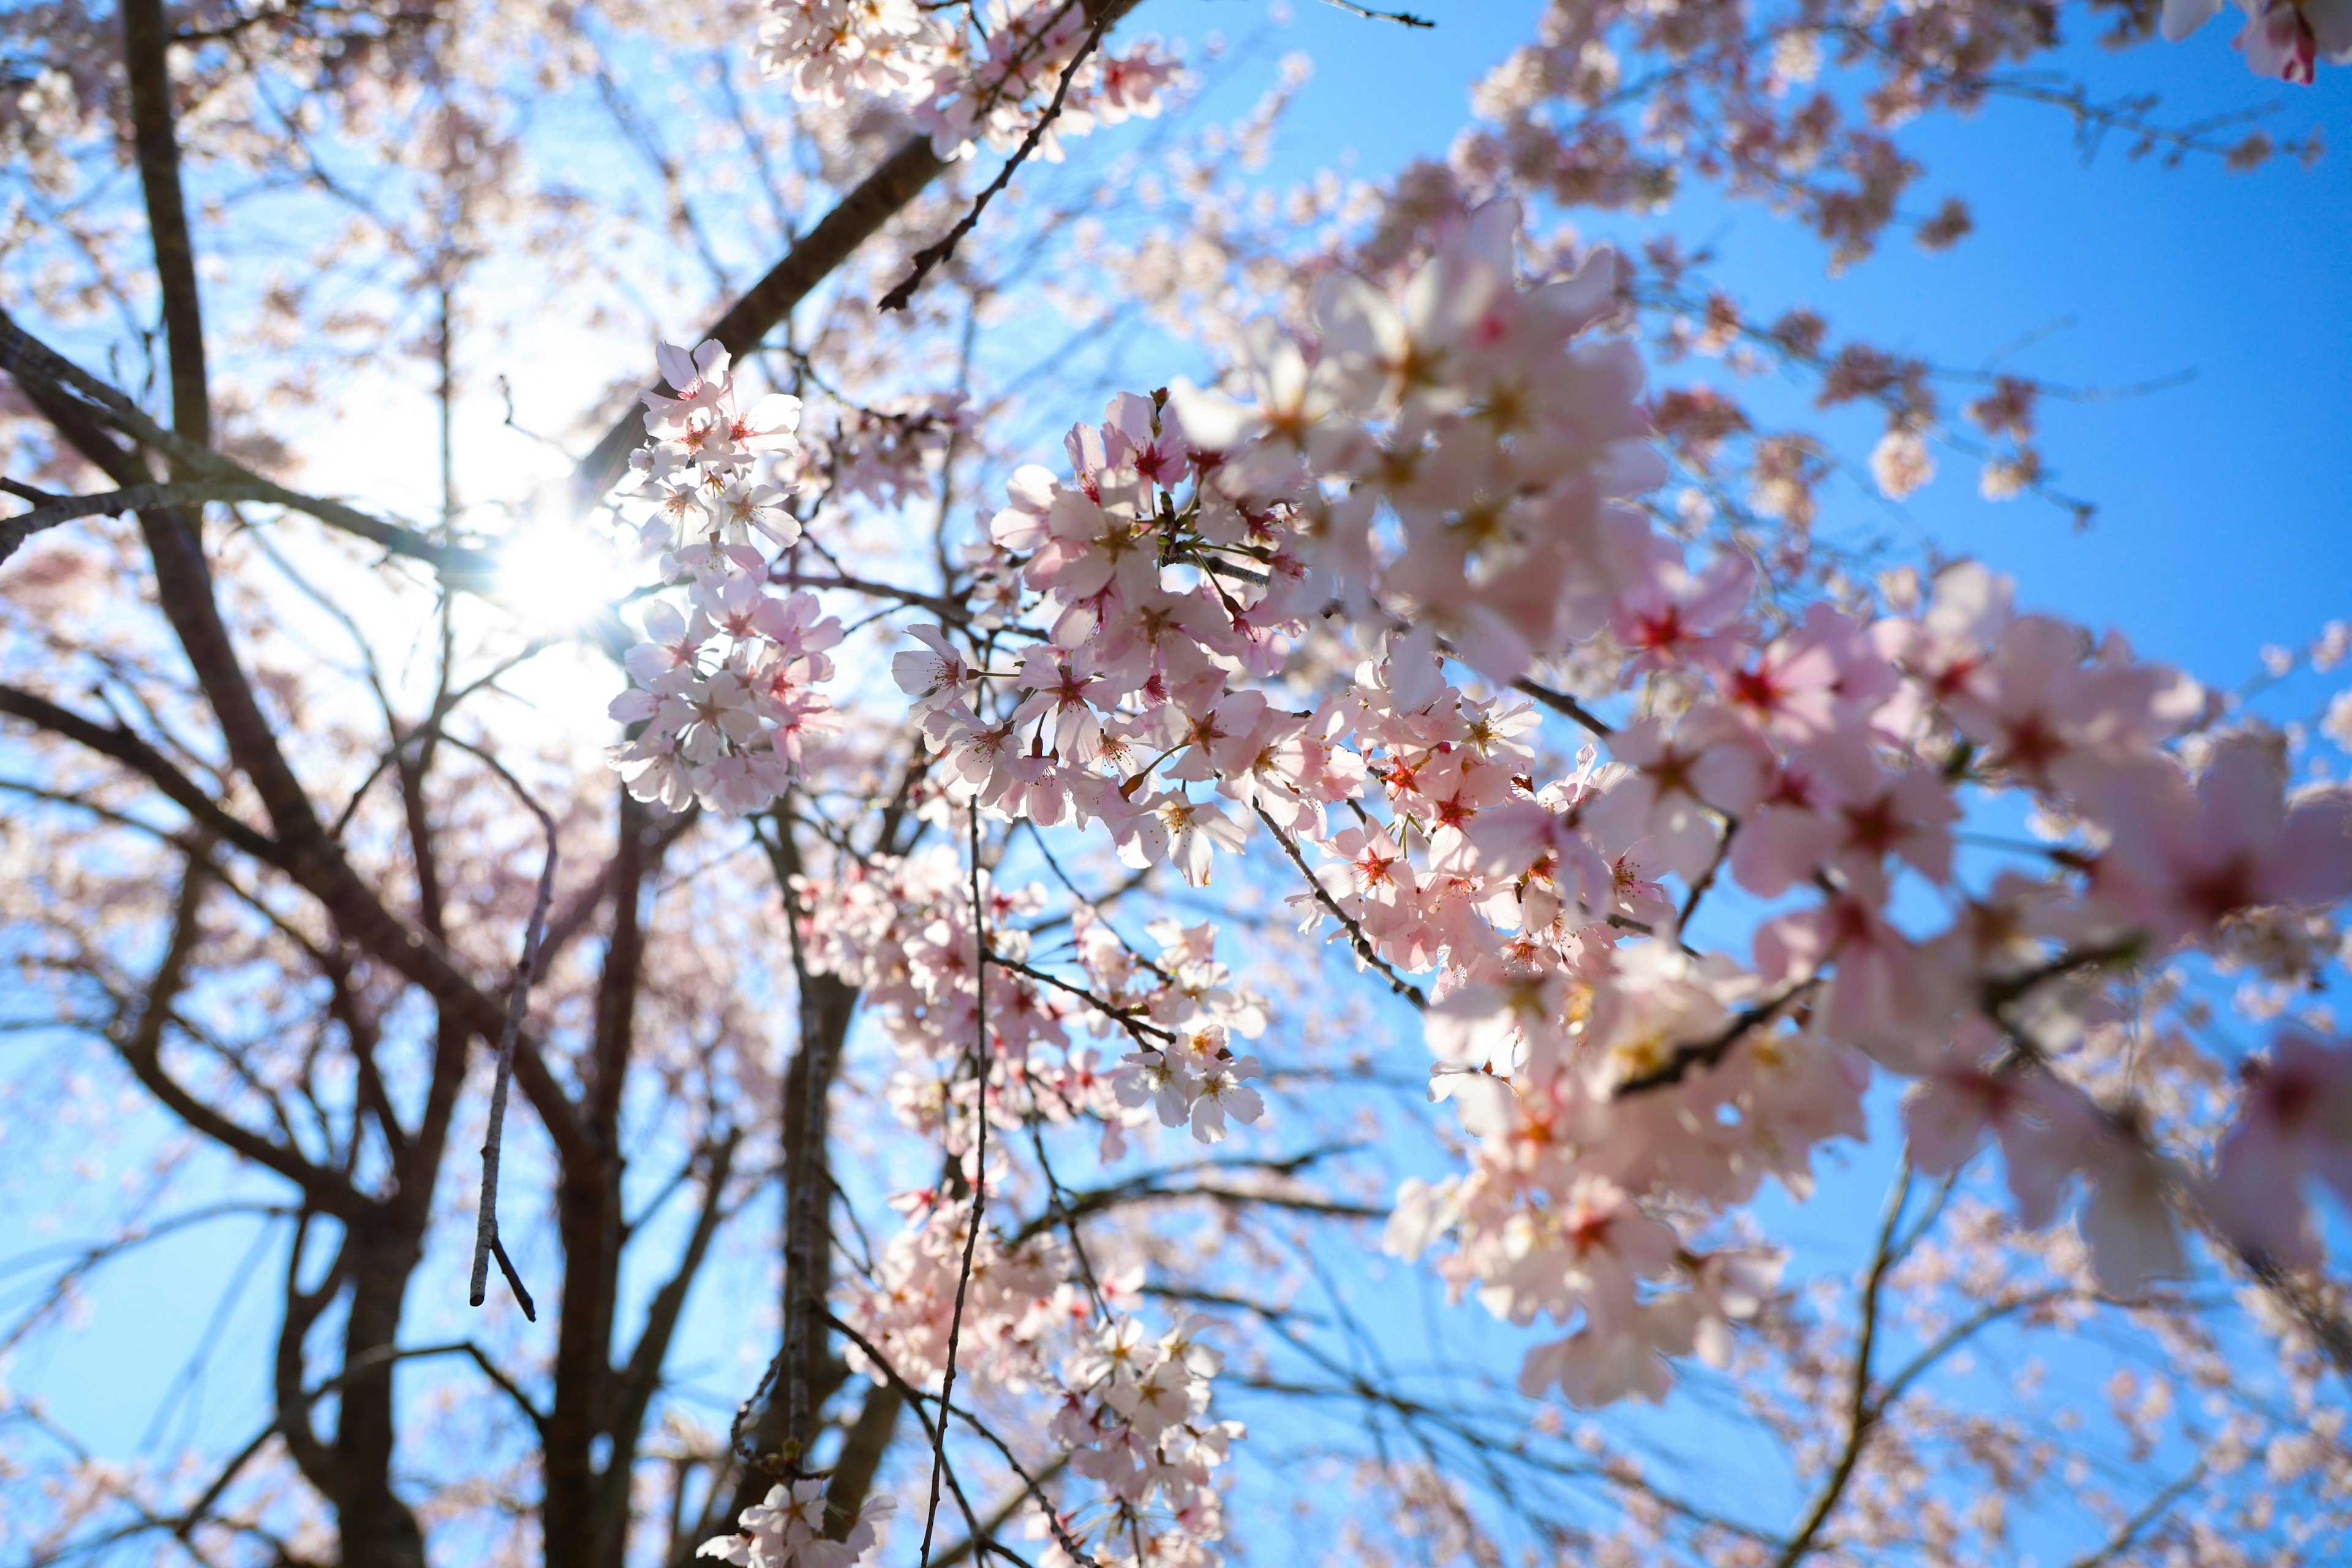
[120, 0, 210, 452]
[1, 481, 274, 564]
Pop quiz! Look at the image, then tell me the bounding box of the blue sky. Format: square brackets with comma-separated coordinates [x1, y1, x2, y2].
[1212, 0, 2352, 687]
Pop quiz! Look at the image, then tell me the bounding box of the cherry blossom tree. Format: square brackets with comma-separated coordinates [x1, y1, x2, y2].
[3, 1, 2350, 1567]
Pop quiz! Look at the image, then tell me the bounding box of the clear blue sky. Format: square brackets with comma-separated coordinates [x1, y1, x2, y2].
[1204, 0, 2352, 690]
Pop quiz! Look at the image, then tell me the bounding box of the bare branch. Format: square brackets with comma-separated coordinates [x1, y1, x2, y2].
[446, 739, 561, 1321]
[2, 481, 276, 564]
[1511, 676, 1615, 737]
[1774, 1163, 1911, 1568]
[1320, 0, 1434, 24]
[120, 0, 211, 451]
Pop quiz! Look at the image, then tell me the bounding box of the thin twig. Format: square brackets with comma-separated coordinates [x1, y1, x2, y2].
[1252, 802, 1427, 1008]
[1320, 0, 1433, 24]
[1613, 976, 1818, 1095]
[921, 805, 993, 1567]
[1511, 677, 1615, 737]
[1773, 1161, 1910, 1568]
[454, 739, 560, 1320]
[826, 1311, 1088, 1567]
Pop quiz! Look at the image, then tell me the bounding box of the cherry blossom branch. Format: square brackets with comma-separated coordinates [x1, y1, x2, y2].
[1615, 978, 1819, 1095]
[1978, 971, 2352, 1376]
[2064, 1460, 2209, 1568]
[1679, 813, 1736, 930]
[988, 951, 1176, 1043]
[928, 1454, 1075, 1568]
[771, 569, 970, 621]
[1822, 23, 2320, 164]
[1977, 938, 2143, 1013]
[821, 1311, 1096, 1567]
[1014, 1146, 1381, 1240]
[568, 136, 949, 503]
[880, 3, 1118, 314]
[1252, 802, 1428, 1008]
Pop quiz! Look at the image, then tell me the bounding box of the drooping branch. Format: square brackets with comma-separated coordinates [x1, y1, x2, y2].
[823, 1312, 1098, 1568]
[918, 805, 995, 1567]
[453, 741, 560, 1321]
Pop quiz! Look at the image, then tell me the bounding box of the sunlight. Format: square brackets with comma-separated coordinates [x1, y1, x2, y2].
[492, 512, 640, 637]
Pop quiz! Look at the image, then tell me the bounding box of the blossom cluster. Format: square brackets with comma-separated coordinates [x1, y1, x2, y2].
[832, 1197, 1242, 1566]
[699, 1480, 892, 1568]
[794, 845, 1269, 1158]
[811, 390, 971, 510]
[756, 0, 1181, 162]
[780, 850, 1265, 1560]
[892, 202, 2352, 1406]
[606, 341, 845, 814]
